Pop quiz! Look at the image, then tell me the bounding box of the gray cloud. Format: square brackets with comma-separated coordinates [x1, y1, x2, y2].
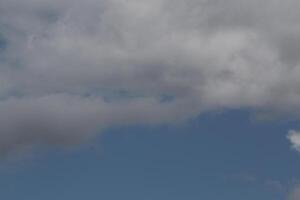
[1, 0, 300, 154]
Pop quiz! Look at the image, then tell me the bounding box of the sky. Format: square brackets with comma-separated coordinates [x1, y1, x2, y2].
[1, 0, 300, 199]
[1, 110, 300, 200]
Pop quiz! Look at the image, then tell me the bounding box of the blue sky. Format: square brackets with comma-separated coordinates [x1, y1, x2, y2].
[0, 110, 299, 200]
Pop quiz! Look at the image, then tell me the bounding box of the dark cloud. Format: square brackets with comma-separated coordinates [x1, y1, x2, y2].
[0, 0, 300, 154]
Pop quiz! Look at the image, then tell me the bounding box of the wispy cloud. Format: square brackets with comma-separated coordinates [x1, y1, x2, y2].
[288, 184, 300, 200]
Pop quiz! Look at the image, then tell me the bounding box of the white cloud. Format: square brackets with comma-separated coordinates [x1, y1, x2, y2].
[287, 130, 300, 153]
[1, 0, 300, 154]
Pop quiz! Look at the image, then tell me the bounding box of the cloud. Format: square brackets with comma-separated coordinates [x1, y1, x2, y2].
[1, 0, 300, 154]
[287, 130, 300, 153]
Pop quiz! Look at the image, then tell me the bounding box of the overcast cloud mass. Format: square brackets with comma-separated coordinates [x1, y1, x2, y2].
[1, 0, 300, 155]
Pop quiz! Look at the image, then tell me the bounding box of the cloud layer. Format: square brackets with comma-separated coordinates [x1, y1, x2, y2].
[1, 0, 300, 153]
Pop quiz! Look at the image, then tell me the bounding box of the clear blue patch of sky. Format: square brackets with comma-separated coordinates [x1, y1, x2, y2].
[0, 110, 299, 200]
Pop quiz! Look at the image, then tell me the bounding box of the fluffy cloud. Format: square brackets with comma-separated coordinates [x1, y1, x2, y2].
[1, 0, 300, 154]
[287, 130, 300, 153]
